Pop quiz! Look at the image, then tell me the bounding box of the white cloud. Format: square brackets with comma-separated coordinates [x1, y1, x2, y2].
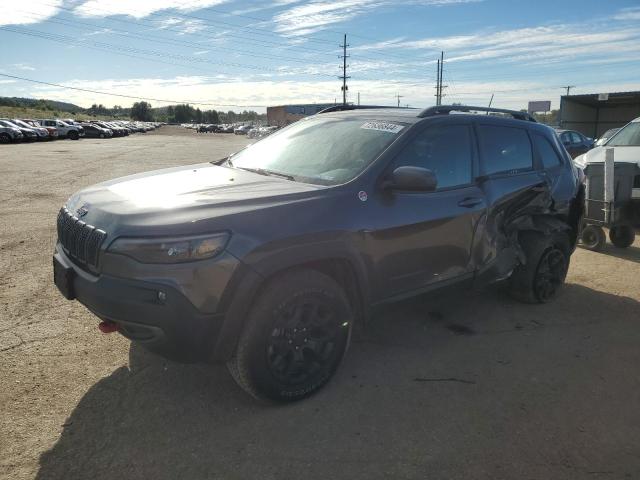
[273, 0, 482, 36]
[612, 6, 640, 21]
[73, 0, 230, 19]
[0, 0, 62, 26]
[10, 73, 638, 114]
[11, 63, 36, 71]
[352, 22, 640, 69]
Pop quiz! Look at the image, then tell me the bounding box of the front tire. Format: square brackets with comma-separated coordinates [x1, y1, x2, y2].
[227, 270, 353, 402]
[68, 130, 79, 140]
[0, 133, 10, 144]
[509, 231, 570, 304]
[609, 225, 635, 248]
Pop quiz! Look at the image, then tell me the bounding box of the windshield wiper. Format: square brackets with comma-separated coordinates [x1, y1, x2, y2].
[235, 166, 295, 181]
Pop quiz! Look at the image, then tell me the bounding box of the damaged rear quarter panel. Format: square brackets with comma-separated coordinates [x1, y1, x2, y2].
[473, 129, 580, 280]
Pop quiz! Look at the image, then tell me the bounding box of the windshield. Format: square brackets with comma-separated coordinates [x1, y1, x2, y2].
[607, 122, 640, 146]
[229, 116, 406, 185]
[12, 119, 32, 128]
[0, 120, 19, 128]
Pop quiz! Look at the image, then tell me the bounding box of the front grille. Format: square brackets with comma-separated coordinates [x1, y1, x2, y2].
[56, 207, 107, 267]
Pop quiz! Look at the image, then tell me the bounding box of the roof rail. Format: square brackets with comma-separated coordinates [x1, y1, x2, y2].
[418, 105, 537, 122]
[317, 105, 415, 114]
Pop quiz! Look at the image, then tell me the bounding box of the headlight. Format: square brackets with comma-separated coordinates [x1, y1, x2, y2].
[107, 232, 230, 264]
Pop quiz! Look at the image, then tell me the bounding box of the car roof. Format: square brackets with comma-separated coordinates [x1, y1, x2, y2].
[315, 108, 422, 124]
[318, 106, 542, 127]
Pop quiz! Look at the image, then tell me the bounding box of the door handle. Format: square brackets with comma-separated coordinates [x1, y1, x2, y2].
[458, 197, 483, 208]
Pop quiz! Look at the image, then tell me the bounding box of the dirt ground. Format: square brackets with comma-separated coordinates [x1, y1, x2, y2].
[1, 126, 639, 480]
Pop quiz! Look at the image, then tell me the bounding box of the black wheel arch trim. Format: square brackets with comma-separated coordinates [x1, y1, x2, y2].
[211, 241, 370, 362]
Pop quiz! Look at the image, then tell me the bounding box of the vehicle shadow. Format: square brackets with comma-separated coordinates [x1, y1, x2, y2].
[36, 283, 640, 480]
[586, 243, 640, 264]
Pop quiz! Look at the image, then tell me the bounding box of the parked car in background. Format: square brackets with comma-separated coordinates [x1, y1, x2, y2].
[0, 122, 23, 143]
[0, 119, 38, 142]
[556, 129, 594, 158]
[92, 121, 125, 137]
[595, 128, 620, 146]
[11, 119, 50, 140]
[234, 125, 252, 135]
[248, 125, 279, 139]
[39, 119, 84, 140]
[80, 123, 113, 139]
[23, 119, 59, 139]
[54, 105, 584, 402]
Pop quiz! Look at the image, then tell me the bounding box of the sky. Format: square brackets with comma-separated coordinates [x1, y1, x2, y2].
[1, 0, 639, 112]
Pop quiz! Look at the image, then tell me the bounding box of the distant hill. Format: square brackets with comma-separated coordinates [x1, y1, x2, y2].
[0, 96, 84, 113]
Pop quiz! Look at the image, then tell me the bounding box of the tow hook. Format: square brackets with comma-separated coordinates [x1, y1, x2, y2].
[98, 320, 119, 334]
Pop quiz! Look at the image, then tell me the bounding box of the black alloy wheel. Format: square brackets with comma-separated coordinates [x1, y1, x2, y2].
[533, 247, 568, 303]
[266, 299, 344, 385]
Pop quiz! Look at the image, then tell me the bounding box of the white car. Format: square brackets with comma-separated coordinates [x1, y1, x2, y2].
[574, 117, 640, 169]
[38, 119, 84, 140]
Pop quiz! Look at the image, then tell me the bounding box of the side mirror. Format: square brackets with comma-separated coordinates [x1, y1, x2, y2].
[384, 166, 437, 192]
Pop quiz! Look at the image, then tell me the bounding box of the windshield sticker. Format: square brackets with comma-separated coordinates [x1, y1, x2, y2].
[360, 122, 404, 134]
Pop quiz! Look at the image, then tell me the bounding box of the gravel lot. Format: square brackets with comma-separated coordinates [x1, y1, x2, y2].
[1, 126, 639, 480]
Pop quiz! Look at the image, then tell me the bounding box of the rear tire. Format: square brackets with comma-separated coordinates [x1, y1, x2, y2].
[609, 225, 635, 248]
[509, 231, 570, 304]
[227, 269, 353, 402]
[580, 225, 606, 251]
[68, 130, 79, 140]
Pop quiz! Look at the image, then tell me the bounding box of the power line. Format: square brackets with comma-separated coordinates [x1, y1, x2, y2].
[0, 26, 337, 79]
[0, 72, 270, 108]
[22, 2, 419, 65]
[11, 9, 330, 67]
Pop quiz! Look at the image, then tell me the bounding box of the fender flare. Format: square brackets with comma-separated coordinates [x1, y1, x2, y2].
[211, 240, 371, 362]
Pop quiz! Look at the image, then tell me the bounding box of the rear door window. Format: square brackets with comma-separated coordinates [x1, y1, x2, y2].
[393, 124, 473, 189]
[477, 125, 533, 175]
[533, 134, 563, 169]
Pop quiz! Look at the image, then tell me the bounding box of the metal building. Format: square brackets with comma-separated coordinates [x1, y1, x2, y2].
[559, 91, 640, 138]
[266, 103, 336, 127]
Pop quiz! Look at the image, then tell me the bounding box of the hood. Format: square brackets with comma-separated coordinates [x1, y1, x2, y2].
[574, 145, 640, 169]
[66, 163, 326, 235]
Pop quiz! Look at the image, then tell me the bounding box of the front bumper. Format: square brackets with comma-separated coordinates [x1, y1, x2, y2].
[53, 247, 228, 362]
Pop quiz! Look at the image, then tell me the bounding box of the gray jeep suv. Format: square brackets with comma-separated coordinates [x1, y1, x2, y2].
[53, 105, 584, 401]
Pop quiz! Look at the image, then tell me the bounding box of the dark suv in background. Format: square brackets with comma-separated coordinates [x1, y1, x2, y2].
[53, 105, 584, 402]
[556, 128, 594, 158]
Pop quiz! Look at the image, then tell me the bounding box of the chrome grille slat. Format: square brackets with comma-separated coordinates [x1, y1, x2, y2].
[56, 207, 107, 267]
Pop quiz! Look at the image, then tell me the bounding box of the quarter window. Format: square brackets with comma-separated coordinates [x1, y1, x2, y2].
[478, 125, 533, 175]
[533, 134, 563, 169]
[393, 125, 473, 189]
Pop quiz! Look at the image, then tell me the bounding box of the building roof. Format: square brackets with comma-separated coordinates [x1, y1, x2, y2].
[561, 91, 640, 107]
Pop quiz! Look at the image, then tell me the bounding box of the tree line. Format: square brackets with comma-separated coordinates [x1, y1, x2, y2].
[131, 101, 265, 124]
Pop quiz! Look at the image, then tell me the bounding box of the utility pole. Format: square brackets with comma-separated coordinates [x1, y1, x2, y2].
[439, 51, 446, 105]
[339, 34, 350, 106]
[357, 92, 360, 106]
[395, 93, 403, 107]
[563, 85, 575, 96]
[435, 51, 447, 105]
[435, 58, 440, 105]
